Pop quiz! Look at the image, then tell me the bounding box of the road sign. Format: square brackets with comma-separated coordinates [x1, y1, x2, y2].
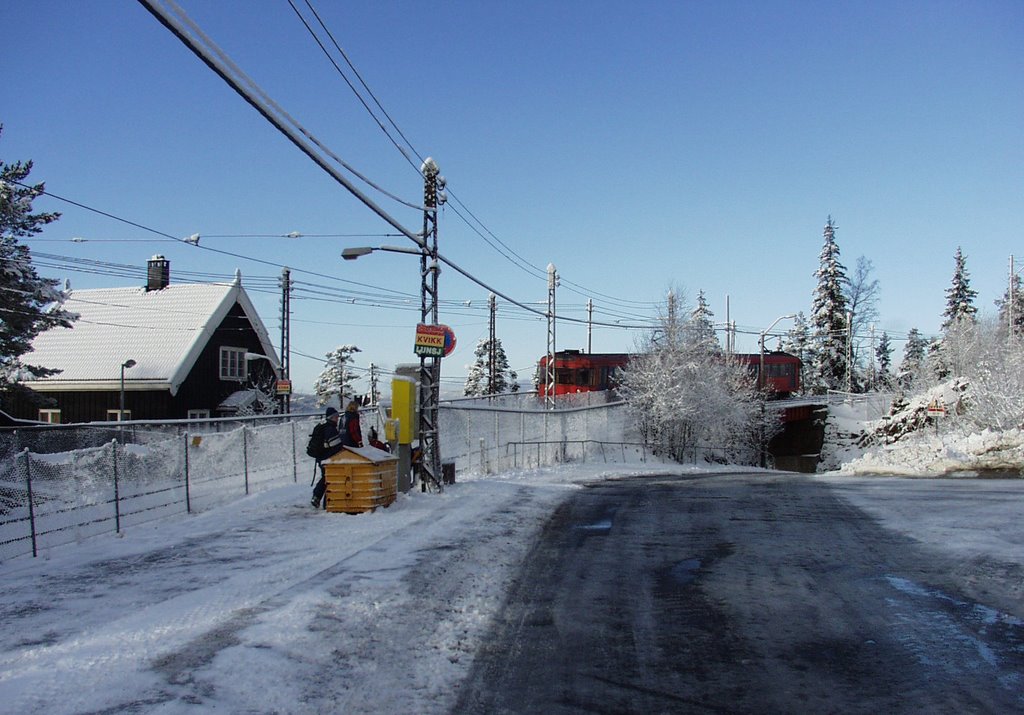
[414, 324, 456, 358]
[275, 379, 292, 395]
[926, 399, 946, 417]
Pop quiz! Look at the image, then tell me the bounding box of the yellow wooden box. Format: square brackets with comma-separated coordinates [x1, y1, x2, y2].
[323, 445, 398, 514]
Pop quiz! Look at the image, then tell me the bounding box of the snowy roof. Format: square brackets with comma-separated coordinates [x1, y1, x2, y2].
[23, 275, 279, 396]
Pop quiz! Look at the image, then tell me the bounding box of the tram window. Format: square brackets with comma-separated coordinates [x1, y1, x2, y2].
[556, 368, 573, 384]
[577, 369, 590, 386]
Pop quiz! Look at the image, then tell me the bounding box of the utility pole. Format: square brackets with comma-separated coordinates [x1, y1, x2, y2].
[368, 363, 378, 406]
[419, 158, 444, 490]
[545, 263, 558, 409]
[279, 267, 291, 413]
[587, 298, 593, 353]
[868, 324, 876, 391]
[846, 311, 853, 393]
[1010, 255, 1015, 338]
[488, 293, 497, 396]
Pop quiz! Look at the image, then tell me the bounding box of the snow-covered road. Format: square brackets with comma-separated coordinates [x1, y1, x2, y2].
[0, 464, 1021, 714]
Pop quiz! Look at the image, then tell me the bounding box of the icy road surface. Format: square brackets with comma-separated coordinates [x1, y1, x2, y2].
[0, 465, 1022, 714]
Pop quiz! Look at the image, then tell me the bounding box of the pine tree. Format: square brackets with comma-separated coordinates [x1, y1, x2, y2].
[809, 216, 850, 393]
[995, 270, 1024, 338]
[942, 246, 978, 329]
[1, 131, 77, 401]
[687, 290, 720, 352]
[875, 331, 893, 389]
[896, 328, 928, 390]
[464, 337, 518, 396]
[314, 345, 361, 406]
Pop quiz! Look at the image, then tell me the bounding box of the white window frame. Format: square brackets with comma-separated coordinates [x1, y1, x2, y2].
[188, 409, 211, 421]
[220, 347, 248, 381]
[38, 409, 61, 424]
[106, 410, 131, 422]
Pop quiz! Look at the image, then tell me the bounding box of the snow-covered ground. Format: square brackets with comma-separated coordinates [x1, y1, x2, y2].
[1, 450, 1022, 714]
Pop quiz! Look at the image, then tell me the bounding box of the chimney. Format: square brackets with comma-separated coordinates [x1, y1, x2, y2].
[146, 255, 170, 291]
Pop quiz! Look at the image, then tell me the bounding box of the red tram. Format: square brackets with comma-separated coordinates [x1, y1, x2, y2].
[537, 350, 801, 398]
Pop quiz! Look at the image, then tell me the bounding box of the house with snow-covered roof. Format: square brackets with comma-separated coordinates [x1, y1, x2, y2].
[10, 256, 281, 423]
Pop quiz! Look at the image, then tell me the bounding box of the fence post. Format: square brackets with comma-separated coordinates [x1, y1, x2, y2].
[184, 432, 192, 514]
[291, 421, 298, 483]
[111, 439, 121, 534]
[479, 438, 487, 474]
[23, 448, 37, 558]
[242, 426, 250, 495]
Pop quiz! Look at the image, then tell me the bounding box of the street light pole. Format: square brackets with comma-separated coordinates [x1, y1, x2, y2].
[419, 158, 445, 490]
[338, 159, 446, 490]
[120, 359, 136, 422]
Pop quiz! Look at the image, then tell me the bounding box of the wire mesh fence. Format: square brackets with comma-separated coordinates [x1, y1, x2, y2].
[1, 395, 716, 560]
[0, 415, 316, 561]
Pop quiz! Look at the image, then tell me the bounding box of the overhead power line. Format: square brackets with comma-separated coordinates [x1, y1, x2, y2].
[288, 0, 662, 309]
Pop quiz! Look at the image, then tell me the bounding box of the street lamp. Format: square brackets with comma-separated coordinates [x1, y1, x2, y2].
[341, 245, 424, 260]
[759, 315, 796, 392]
[120, 359, 136, 421]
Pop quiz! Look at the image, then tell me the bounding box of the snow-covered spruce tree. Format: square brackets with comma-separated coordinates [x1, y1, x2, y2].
[464, 337, 519, 396]
[782, 311, 812, 395]
[995, 270, 1024, 339]
[1, 133, 77, 405]
[896, 328, 929, 392]
[686, 289, 720, 352]
[874, 331, 893, 390]
[809, 216, 850, 394]
[942, 246, 978, 329]
[618, 291, 763, 464]
[314, 345, 361, 406]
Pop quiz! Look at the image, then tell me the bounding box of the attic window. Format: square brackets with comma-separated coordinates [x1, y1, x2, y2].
[220, 347, 248, 381]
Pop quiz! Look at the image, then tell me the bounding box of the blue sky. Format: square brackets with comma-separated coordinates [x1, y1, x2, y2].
[3, 0, 1022, 395]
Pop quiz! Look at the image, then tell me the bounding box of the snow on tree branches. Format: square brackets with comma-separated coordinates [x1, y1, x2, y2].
[1, 129, 78, 398]
[464, 338, 518, 397]
[314, 345, 361, 407]
[942, 246, 978, 329]
[618, 290, 770, 464]
[809, 216, 850, 394]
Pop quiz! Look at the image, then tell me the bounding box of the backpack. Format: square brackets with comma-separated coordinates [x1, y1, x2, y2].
[306, 422, 327, 460]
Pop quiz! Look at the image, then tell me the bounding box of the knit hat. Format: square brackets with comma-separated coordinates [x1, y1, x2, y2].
[325, 406, 339, 418]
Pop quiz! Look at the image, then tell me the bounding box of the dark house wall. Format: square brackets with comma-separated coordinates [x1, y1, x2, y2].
[7, 302, 275, 423]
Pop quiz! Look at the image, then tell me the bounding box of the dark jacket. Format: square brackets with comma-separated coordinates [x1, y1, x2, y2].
[322, 417, 344, 459]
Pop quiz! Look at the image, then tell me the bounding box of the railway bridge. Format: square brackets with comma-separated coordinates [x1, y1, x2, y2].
[768, 399, 830, 472]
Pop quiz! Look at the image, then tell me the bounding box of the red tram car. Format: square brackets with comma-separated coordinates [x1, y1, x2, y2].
[537, 350, 801, 398]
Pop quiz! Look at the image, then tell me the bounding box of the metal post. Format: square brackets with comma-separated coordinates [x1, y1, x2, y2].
[184, 433, 192, 513]
[419, 158, 444, 490]
[23, 448, 37, 558]
[242, 427, 250, 495]
[545, 263, 558, 409]
[488, 293, 497, 396]
[291, 421, 298, 483]
[111, 440, 121, 534]
[280, 267, 292, 413]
